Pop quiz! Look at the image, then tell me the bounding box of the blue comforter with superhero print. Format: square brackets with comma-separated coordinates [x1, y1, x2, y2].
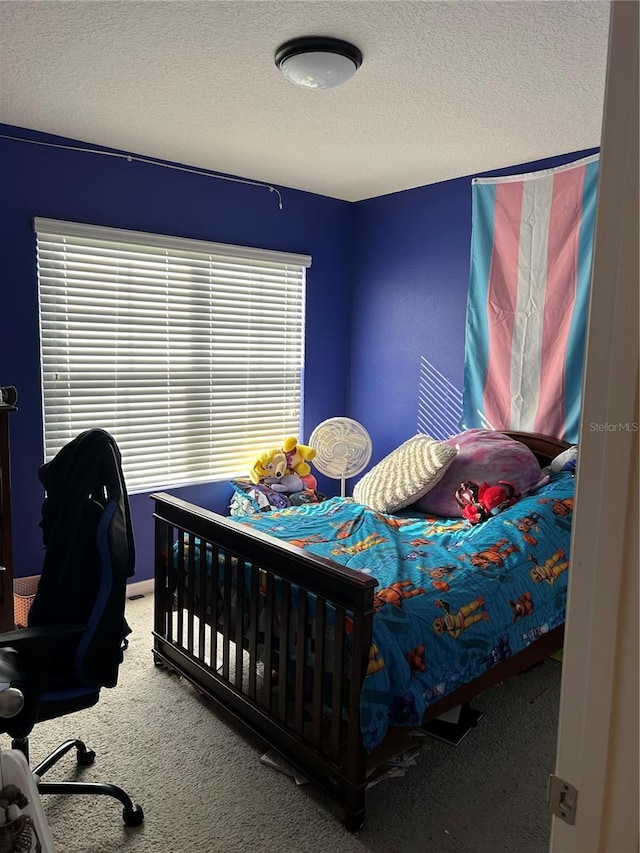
[237, 471, 574, 750]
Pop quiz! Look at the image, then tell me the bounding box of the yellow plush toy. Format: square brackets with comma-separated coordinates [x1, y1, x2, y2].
[249, 448, 288, 485]
[282, 436, 317, 478]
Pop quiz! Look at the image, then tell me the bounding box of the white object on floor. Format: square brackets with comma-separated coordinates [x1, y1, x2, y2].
[260, 749, 309, 786]
[435, 704, 462, 725]
[0, 748, 56, 852]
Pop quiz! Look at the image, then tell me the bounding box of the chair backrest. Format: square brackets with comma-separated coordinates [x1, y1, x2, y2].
[28, 429, 135, 689]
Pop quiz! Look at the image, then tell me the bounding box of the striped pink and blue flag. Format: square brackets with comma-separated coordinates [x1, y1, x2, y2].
[462, 154, 599, 444]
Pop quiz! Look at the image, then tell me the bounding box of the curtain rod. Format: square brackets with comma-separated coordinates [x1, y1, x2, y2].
[0, 133, 284, 210]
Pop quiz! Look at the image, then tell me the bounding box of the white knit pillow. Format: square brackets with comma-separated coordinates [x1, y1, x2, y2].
[352, 434, 459, 513]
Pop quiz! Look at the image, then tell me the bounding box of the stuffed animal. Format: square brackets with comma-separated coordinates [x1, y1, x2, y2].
[455, 480, 518, 525]
[298, 472, 318, 491]
[265, 472, 304, 493]
[282, 436, 317, 478]
[250, 438, 318, 494]
[249, 448, 288, 485]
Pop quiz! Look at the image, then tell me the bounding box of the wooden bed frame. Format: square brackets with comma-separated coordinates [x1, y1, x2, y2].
[151, 430, 570, 831]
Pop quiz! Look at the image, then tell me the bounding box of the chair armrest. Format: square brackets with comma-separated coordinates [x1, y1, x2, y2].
[0, 625, 88, 722]
[0, 624, 86, 647]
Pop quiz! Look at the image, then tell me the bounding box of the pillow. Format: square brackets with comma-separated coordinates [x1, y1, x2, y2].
[548, 445, 578, 473]
[412, 428, 543, 517]
[352, 434, 458, 513]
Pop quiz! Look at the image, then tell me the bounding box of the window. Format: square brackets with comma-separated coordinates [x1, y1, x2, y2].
[35, 218, 310, 492]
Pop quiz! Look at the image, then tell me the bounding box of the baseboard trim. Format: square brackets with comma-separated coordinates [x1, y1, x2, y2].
[127, 578, 154, 598]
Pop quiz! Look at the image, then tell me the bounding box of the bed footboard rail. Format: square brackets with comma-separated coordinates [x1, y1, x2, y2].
[151, 492, 377, 828]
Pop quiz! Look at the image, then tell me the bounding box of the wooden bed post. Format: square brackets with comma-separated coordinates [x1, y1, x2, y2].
[343, 604, 374, 832]
[152, 498, 171, 659]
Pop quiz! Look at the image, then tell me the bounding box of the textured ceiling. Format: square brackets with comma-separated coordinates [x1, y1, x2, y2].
[0, 1, 611, 201]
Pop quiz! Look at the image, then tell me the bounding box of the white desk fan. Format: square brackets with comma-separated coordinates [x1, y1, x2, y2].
[309, 417, 372, 497]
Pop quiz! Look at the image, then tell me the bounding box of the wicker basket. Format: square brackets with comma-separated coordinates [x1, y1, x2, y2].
[13, 575, 39, 629]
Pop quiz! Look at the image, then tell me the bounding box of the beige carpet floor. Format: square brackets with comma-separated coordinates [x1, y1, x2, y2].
[8, 593, 561, 853]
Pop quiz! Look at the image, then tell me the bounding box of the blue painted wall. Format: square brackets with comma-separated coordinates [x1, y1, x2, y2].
[0, 125, 354, 581]
[0, 122, 597, 581]
[348, 148, 599, 472]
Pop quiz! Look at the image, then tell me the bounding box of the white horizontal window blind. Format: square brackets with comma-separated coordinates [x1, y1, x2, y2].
[35, 218, 311, 492]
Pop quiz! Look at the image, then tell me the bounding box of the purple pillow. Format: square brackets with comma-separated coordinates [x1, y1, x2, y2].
[412, 429, 543, 517]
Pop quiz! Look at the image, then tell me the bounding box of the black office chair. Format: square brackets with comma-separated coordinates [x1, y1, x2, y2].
[0, 429, 144, 827]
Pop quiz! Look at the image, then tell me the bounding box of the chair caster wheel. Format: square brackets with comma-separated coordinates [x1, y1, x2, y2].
[77, 748, 96, 766]
[123, 803, 144, 826]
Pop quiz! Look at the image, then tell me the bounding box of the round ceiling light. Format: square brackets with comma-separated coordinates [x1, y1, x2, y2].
[275, 36, 363, 90]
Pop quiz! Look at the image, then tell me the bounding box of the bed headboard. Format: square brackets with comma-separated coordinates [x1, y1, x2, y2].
[502, 430, 571, 468]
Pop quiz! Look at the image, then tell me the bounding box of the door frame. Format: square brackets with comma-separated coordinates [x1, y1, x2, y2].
[549, 3, 639, 852]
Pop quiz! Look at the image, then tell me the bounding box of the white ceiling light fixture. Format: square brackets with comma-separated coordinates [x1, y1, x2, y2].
[275, 36, 363, 90]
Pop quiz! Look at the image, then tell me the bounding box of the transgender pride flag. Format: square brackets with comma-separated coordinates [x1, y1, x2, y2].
[462, 154, 599, 444]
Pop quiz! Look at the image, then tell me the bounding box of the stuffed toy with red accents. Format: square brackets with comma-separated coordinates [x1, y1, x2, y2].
[455, 480, 518, 525]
